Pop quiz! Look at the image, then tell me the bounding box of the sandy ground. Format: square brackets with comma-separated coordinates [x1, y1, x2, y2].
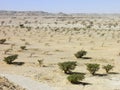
[0, 14, 120, 90]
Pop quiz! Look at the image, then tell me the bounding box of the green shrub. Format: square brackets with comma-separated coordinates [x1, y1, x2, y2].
[103, 64, 114, 73]
[74, 50, 87, 58]
[86, 63, 100, 75]
[20, 46, 26, 50]
[0, 39, 6, 44]
[67, 73, 85, 84]
[3, 54, 18, 64]
[58, 61, 77, 74]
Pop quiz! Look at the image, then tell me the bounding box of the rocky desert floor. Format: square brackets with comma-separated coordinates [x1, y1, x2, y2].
[0, 12, 120, 90]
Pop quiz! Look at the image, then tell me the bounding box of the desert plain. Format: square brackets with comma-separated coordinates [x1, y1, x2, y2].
[0, 11, 120, 90]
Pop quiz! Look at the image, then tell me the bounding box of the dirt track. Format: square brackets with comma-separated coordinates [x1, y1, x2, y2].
[0, 74, 56, 90]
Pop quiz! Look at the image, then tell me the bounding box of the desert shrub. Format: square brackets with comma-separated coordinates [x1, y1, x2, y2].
[20, 46, 26, 50]
[0, 39, 6, 44]
[58, 61, 77, 74]
[74, 50, 87, 58]
[1, 21, 5, 25]
[25, 42, 30, 45]
[38, 59, 43, 67]
[19, 24, 25, 28]
[26, 26, 32, 31]
[103, 64, 114, 73]
[3, 54, 18, 64]
[86, 63, 100, 75]
[67, 73, 85, 84]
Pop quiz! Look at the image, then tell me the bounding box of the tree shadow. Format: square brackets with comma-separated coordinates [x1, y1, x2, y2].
[94, 73, 107, 77]
[72, 82, 92, 86]
[69, 72, 86, 75]
[22, 49, 28, 50]
[108, 72, 119, 75]
[82, 57, 92, 59]
[12, 62, 25, 66]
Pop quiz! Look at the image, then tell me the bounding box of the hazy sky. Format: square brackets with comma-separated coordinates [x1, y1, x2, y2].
[0, 0, 120, 13]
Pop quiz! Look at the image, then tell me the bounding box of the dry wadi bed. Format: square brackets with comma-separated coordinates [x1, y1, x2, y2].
[0, 12, 120, 90]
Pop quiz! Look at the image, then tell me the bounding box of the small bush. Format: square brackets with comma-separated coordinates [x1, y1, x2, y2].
[19, 24, 25, 28]
[3, 54, 18, 64]
[86, 63, 100, 75]
[20, 46, 26, 50]
[38, 59, 43, 67]
[58, 61, 77, 74]
[103, 64, 114, 73]
[0, 39, 6, 44]
[67, 73, 85, 84]
[74, 50, 87, 58]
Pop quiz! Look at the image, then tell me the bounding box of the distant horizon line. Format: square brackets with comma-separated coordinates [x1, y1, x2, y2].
[1, 10, 120, 14]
